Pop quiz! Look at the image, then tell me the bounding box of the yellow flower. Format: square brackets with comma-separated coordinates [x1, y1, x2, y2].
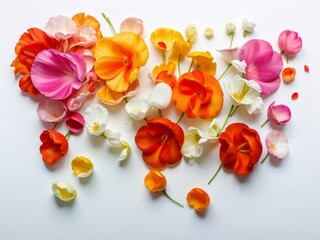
[188, 51, 217, 76]
[168, 40, 192, 64]
[71, 156, 94, 178]
[150, 28, 184, 52]
[151, 62, 177, 88]
[94, 32, 149, 93]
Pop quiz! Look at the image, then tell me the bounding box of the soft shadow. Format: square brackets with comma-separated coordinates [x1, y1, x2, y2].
[88, 135, 106, 147]
[149, 191, 162, 200]
[44, 158, 66, 171]
[54, 196, 75, 207]
[269, 156, 283, 167]
[195, 208, 210, 218]
[234, 172, 252, 183]
[79, 174, 93, 185]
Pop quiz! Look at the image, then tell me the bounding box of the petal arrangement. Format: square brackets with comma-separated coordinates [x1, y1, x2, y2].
[11, 12, 305, 211]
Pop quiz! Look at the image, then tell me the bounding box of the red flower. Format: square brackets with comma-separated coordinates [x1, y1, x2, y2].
[135, 118, 184, 170]
[39, 130, 69, 165]
[219, 123, 262, 175]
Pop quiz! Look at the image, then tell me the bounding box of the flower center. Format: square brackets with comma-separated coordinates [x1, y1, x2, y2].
[92, 122, 100, 132]
[161, 134, 168, 143]
[233, 83, 249, 102]
[123, 56, 131, 67]
[270, 143, 276, 151]
[237, 142, 250, 153]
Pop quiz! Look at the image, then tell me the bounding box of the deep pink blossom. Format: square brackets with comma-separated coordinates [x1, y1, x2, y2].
[239, 39, 283, 96]
[278, 30, 302, 56]
[66, 112, 85, 133]
[267, 101, 291, 125]
[31, 49, 86, 100]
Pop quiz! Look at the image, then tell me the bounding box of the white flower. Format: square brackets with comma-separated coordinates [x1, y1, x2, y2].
[231, 60, 247, 73]
[242, 18, 256, 36]
[217, 47, 239, 64]
[185, 23, 197, 43]
[148, 83, 172, 109]
[225, 22, 236, 35]
[125, 97, 150, 120]
[182, 119, 219, 159]
[104, 129, 131, 162]
[265, 130, 289, 159]
[45, 15, 78, 40]
[204, 27, 214, 39]
[223, 75, 263, 114]
[52, 181, 77, 202]
[84, 104, 109, 136]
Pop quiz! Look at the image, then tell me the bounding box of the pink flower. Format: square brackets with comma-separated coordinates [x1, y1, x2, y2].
[44, 15, 78, 40]
[66, 112, 85, 133]
[31, 49, 86, 100]
[267, 101, 291, 125]
[217, 47, 239, 64]
[265, 130, 289, 159]
[239, 39, 283, 96]
[37, 99, 67, 122]
[120, 17, 143, 35]
[278, 30, 302, 56]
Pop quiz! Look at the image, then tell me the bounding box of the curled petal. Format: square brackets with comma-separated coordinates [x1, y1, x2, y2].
[52, 181, 77, 202]
[186, 188, 210, 211]
[66, 112, 85, 133]
[144, 170, 167, 192]
[125, 97, 150, 120]
[267, 101, 291, 125]
[150, 28, 184, 52]
[37, 99, 67, 123]
[265, 130, 289, 159]
[120, 17, 143, 35]
[217, 47, 239, 64]
[278, 30, 302, 56]
[71, 156, 94, 178]
[31, 49, 86, 100]
[282, 67, 296, 83]
[148, 83, 172, 109]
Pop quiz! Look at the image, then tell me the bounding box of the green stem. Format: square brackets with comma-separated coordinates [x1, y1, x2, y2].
[100, 132, 108, 139]
[261, 119, 269, 128]
[101, 12, 116, 35]
[124, 97, 128, 103]
[218, 104, 238, 136]
[158, 109, 163, 118]
[162, 189, 184, 208]
[286, 55, 289, 64]
[65, 131, 73, 140]
[188, 59, 194, 72]
[162, 51, 166, 63]
[229, 33, 234, 48]
[178, 54, 182, 77]
[176, 112, 184, 124]
[261, 153, 269, 164]
[217, 64, 232, 81]
[243, 30, 247, 38]
[52, 122, 59, 130]
[208, 163, 223, 185]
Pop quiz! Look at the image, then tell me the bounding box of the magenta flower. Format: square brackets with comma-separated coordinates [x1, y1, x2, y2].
[66, 112, 85, 133]
[278, 30, 302, 56]
[31, 49, 86, 100]
[239, 39, 283, 96]
[37, 99, 67, 123]
[267, 101, 291, 125]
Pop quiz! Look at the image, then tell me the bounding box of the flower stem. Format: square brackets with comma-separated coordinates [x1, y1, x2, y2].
[52, 122, 59, 130]
[243, 30, 247, 38]
[286, 55, 289, 64]
[162, 189, 184, 208]
[101, 12, 116, 35]
[188, 59, 194, 72]
[65, 131, 73, 140]
[158, 109, 163, 117]
[100, 132, 108, 139]
[218, 104, 238, 136]
[178, 54, 182, 77]
[261, 119, 269, 128]
[208, 163, 223, 185]
[261, 153, 269, 164]
[217, 64, 232, 81]
[229, 34, 234, 48]
[176, 112, 184, 124]
[162, 51, 166, 63]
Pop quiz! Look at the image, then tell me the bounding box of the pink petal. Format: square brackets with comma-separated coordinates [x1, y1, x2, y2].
[45, 15, 78, 40]
[217, 47, 239, 64]
[120, 17, 143, 35]
[37, 99, 67, 122]
[278, 30, 302, 56]
[265, 130, 289, 159]
[267, 101, 291, 125]
[66, 112, 85, 133]
[31, 49, 86, 100]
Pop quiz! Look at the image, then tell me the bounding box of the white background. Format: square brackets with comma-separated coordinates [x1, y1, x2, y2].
[1, 0, 319, 239]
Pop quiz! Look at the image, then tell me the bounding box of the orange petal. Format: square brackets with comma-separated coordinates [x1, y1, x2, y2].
[144, 170, 167, 192]
[142, 147, 167, 170]
[186, 188, 210, 211]
[282, 67, 296, 83]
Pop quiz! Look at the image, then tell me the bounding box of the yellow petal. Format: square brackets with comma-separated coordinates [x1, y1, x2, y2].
[150, 28, 184, 52]
[71, 156, 94, 178]
[52, 181, 77, 202]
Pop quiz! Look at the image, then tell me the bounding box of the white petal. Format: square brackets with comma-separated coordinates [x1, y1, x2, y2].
[217, 48, 239, 64]
[148, 83, 172, 109]
[45, 15, 78, 40]
[104, 129, 122, 147]
[125, 97, 150, 120]
[84, 104, 109, 136]
[118, 140, 131, 162]
[52, 181, 77, 202]
[265, 130, 289, 159]
[231, 60, 247, 73]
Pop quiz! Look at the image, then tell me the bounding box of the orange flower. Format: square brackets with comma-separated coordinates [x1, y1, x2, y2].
[39, 130, 69, 165]
[219, 123, 262, 175]
[72, 13, 103, 40]
[172, 70, 223, 119]
[186, 188, 210, 211]
[94, 32, 149, 93]
[150, 28, 184, 52]
[151, 62, 177, 88]
[144, 169, 167, 192]
[135, 118, 184, 170]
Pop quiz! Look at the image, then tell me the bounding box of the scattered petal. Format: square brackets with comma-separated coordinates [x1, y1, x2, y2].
[186, 188, 210, 211]
[71, 156, 94, 178]
[291, 92, 299, 100]
[144, 169, 167, 192]
[148, 83, 172, 109]
[120, 17, 143, 35]
[304, 65, 309, 72]
[66, 112, 85, 133]
[52, 181, 77, 202]
[282, 67, 296, 83]
[37, 99, 67, 123]
[125, 97, 150, 120]
[267, 101, 291, 125]
[265, 130, 289, 159]
[278, 30, 302, 56]
[104, 129, 131, 162]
